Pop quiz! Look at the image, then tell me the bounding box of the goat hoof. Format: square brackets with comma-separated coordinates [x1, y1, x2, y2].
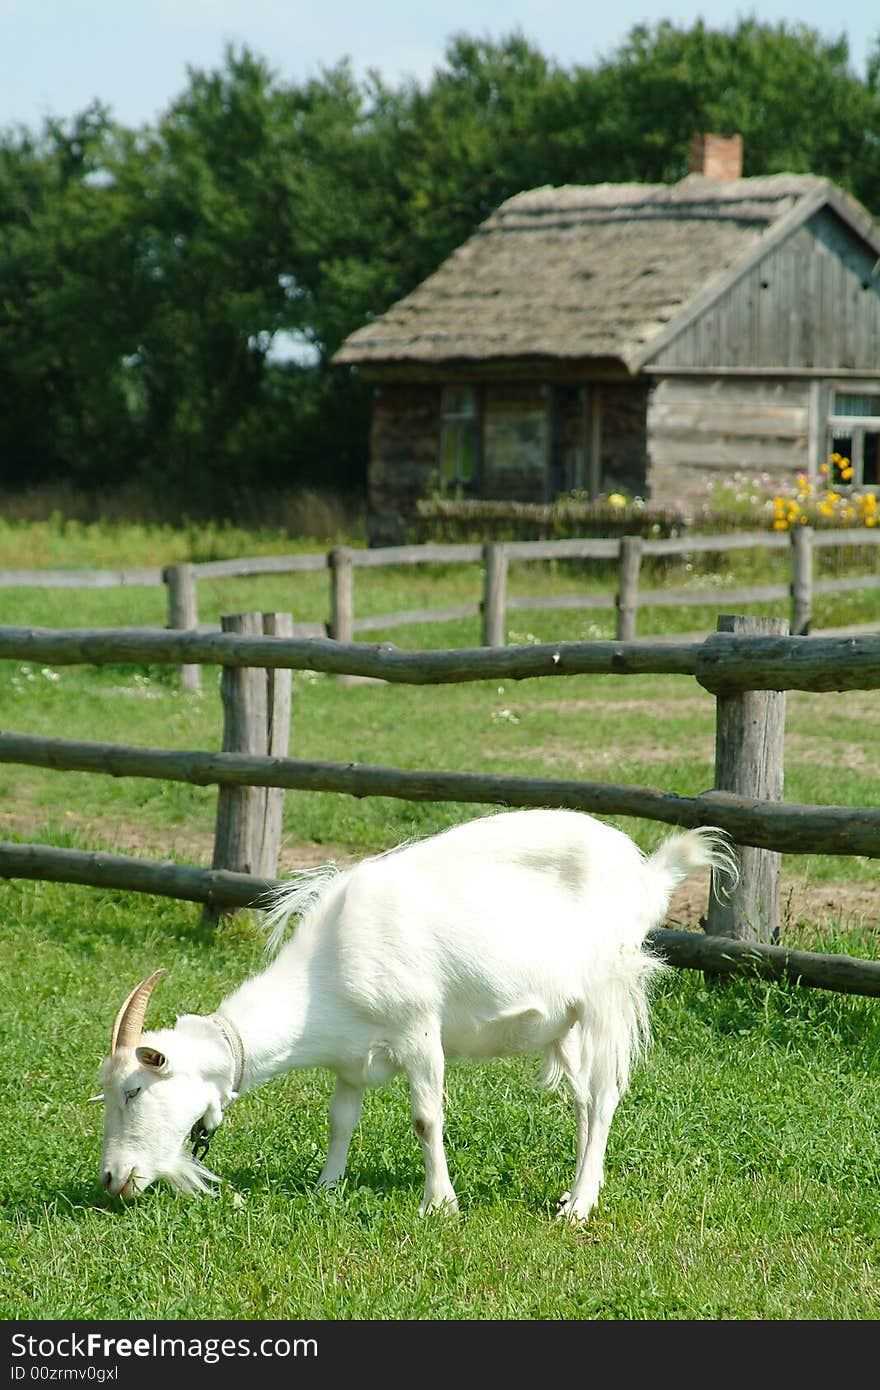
[419, 1195, 459, 1217]
[556, 1192, 594, 1225]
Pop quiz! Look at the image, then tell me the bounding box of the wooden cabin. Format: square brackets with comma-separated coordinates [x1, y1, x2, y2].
[333, 135, 880, 543]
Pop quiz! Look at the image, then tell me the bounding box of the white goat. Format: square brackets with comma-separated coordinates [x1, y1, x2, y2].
[96, 808, 735, 1221]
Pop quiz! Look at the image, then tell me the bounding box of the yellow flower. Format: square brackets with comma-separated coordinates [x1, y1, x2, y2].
[607, 493, 627, 508]
[772, 519, 789, 530]
[820, 463, 830, 475]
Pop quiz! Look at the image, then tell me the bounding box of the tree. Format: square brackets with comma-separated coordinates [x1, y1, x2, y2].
[0, 105, 149, 488]
[568, 18, 880, 206]
[0, 22, 877, 517]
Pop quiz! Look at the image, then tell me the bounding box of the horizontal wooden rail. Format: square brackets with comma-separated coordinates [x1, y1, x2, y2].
[0, 838, 875, 995]
[353, 603, 479, 633]
[632, 583, 789, 608]
[0, 567, 164, 588]
[810, 527, 880, 548]
[348, 543, 483, 567]
[503, 538, 621, 560]
[641, 532, 792, 556]
[507, 592, 616, 613]
[191, 553, 327, 578]
[1, 731, 878, 857]
[648, 927, 880, 996]
[1, 624, 878, 691]
[695, 632, 880, 692]
[0, 624, 702, 679]
[0, 839, 275, 908]
[812, 574, 880, 596]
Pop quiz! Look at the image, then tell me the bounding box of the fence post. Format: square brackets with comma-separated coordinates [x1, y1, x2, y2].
[705, 613, 788, 944]
[329, 547, 355, 643]
[616, 536, 642, 640]
[481, 542, 508, 646]
[790, 524, 813, 636]
[255, 611, 294, 879]
[204, 612, 269, 920]
[164, 563, 201, 693]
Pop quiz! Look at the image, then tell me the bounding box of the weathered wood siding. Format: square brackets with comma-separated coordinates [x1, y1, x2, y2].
[368, 383, 442, 543]
[651, 209, 880, 371]
[646, 376, 811, 502]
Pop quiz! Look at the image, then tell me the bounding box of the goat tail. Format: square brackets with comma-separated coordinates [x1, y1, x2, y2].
[647, 825, 739, 904]
[258, 864, 343, 956]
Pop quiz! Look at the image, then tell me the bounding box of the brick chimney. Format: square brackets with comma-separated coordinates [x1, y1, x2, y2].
[689, 132, 743, 180]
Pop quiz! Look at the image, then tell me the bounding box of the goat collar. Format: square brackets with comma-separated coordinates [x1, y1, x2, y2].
[209, 1012, 245, 1097]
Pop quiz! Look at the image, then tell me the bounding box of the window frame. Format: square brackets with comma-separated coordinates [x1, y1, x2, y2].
[826, 388, 880, 490]
[439, 386, 480, 491]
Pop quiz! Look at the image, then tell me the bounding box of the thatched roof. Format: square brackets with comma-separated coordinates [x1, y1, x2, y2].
[334, 173, 880, 373]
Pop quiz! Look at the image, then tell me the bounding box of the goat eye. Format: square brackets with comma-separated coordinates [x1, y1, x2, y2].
[124, 1087, 141, 1105]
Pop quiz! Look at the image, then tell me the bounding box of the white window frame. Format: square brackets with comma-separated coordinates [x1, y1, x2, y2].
[826, 388, 880, 490]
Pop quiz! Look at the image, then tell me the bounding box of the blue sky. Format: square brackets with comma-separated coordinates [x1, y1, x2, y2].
[1, 0, 877, 133]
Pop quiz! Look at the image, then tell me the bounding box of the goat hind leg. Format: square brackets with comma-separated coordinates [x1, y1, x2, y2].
[318, 1076, 364, 1188]
[560, 1054, 620, 1224]
[552, 1026, 594, 1223]
[401, 1028, 457, 1215]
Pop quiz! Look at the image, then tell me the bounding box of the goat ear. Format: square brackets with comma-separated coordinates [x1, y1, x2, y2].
[135, 1046, 168, 1071]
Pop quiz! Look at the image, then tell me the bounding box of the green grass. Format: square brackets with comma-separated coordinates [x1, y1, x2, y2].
[0, 517, 877, 1321]
[0, 883, 877, 1320]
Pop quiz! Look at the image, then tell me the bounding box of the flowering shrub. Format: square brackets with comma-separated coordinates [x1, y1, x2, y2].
[695, 463, 877, 531]
[417, 465, 877, 542]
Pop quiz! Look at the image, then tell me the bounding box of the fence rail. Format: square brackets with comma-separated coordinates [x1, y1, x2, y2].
[1, 624, 878, 691]
[0, 728, 876, 858]
[2, 528, 878, 676]
[0, 837, 876, 996]
[0, 615, 877, 994]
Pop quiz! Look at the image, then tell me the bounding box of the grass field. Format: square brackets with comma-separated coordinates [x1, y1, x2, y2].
[0, 517, 877, 1322]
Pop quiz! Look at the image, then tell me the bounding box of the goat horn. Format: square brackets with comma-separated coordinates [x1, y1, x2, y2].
[110, 969, 166, 1053]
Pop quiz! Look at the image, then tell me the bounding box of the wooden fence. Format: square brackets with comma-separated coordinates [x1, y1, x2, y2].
[0, 616, 878, 996]
[2, 527, 878, 694]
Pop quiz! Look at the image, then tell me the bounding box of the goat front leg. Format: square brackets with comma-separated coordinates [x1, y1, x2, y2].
[401, 1028, 458, 1215]
[318, 1076, 364, 1188]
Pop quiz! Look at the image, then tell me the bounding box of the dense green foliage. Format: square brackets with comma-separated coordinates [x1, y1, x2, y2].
[1, 20, 879, 518]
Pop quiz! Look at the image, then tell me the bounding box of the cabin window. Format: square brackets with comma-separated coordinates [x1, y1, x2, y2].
[827, 391, 880, 489]
[440, 387, 478, 488]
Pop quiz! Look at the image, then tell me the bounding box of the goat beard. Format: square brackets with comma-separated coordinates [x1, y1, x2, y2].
[139, 1151, 221, 1197]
